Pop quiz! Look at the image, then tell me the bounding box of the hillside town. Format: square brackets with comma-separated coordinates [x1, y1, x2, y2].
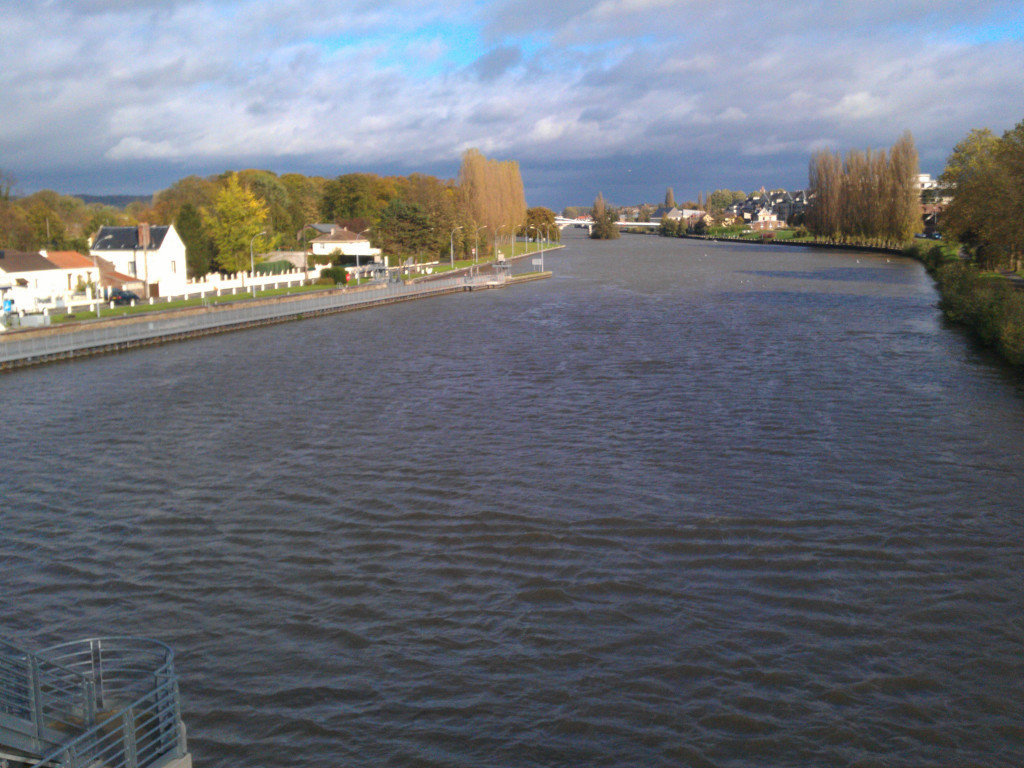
[612, 173, 945, 235]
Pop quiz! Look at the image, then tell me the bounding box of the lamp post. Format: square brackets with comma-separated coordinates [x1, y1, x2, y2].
[91, 233, 113, 314]
[449, 226, 462, 269]
[495, 224, 510, 262]
[249, 231, 265, 298]
[297, 224, 319, 282]
[474, 225, 487, 266]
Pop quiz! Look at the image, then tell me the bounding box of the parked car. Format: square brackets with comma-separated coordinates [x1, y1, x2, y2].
[110, 289, 140, 305]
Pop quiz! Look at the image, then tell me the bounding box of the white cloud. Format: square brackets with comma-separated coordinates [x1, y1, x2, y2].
[1, 0, 1022, 201]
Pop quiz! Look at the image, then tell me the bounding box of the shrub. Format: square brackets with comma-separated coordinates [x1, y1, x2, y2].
[256, 260, 296, 275]
[319, 267, 348, 284]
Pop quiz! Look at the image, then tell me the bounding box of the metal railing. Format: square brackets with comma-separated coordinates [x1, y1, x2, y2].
[1, 274, 505, 365]
[0, 637, 185, 768]
[0, 638, 98, 755]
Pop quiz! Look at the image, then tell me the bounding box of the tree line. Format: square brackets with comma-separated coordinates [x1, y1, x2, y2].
[0, 148, 542, 277]
[805, 132, 920, 247]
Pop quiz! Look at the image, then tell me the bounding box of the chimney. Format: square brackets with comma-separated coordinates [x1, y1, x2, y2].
[138, 223, 151, 249]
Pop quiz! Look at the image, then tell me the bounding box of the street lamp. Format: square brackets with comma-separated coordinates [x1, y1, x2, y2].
[249, 231, 265, 297]
[449, 226, 462, 269]
[91, 233, 113, 314]
[528, 226, 542, 271]
[297, 224, 320, 281]
[474, 225, 487, 265]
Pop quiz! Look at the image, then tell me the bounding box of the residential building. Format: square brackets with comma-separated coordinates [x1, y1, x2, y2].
[310, 226, 382, 263]
[0, 250, 66, 310]
[41, 251, 101, 295]
[90, 224, 187, 298]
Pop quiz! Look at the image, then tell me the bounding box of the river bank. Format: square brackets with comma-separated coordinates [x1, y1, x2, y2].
[0, 271, 551, 370]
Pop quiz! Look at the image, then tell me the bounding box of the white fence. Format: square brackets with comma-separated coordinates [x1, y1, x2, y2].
[29, 265, 326, 317]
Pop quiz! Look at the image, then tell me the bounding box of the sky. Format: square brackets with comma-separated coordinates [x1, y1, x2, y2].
[2, 0, 1024, 209]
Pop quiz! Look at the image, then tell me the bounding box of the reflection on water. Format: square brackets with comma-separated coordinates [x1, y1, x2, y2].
[3, 231, 1024, 768]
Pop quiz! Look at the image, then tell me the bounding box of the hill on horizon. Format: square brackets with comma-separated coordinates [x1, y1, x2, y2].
[75, 193, 152, 207]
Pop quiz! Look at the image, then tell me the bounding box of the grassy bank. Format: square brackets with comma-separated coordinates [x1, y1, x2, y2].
[51, 283, 330, 324]
[906, 241, 1024, 367]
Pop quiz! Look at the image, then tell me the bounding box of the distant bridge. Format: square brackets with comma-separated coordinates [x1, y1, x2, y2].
[554, 216, 660, 233]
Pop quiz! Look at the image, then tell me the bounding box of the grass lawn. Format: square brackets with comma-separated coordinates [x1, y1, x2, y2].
[52, 283, 331, 324]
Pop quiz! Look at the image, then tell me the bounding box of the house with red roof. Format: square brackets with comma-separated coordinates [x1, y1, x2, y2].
[40, 250, 101, 294]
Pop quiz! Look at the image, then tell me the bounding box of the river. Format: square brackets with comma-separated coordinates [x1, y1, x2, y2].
[3, 229, 1023, 767]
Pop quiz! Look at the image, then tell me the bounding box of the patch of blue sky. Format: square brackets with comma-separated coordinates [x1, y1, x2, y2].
[311, 22, 488, 77]
[887, 9, 1024, 45]
[309, 18, 560, 79]
[957, 14, 1024, 44]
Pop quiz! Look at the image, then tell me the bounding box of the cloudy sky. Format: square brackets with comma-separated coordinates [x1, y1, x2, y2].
[3, 0, 1023, 207]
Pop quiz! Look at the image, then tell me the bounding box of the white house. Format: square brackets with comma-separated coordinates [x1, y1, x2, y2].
[0, 250, 68, 311]
[310, 226, 382, 263]
[40, 251, 101, 295]
[90, 224, 187, 298]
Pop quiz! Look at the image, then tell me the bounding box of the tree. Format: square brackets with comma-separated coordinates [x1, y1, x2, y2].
[888, 131, 921, 243]
[807, 133, 920, 246]
[151, 175, 217, 225]
[942, 121, 1024, 271]
[708, 189, 737, 213]
[203, 173, 270, 272]
[590, 193, 619, 239]
[176, 203, 214, 277]
[524, 207, 559, 241]
[665, 187, 676, 208]
[374, 199, 433, 260]
[320, 173, 395, 222]
[458, 148, 527, 237]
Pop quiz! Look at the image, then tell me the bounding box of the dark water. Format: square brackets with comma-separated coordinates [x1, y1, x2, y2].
[3, 231, 1024, 767]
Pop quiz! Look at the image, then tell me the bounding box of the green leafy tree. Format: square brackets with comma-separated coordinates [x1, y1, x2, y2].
[320, 173, 395, 222]
[944, 121, 1024, 270]
[375, 199, 433, 260]
[524, 206, 559, 241]
[203, 173, 270, 272]
[176, 203, 215, 277]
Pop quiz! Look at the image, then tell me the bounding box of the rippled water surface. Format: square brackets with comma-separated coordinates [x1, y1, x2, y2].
[3, 232, 1024, 767]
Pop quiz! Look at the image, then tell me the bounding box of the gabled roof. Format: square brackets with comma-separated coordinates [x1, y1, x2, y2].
[0, 250, 61, 273]
[311, 227, 365, 244]
[43, 251, 95, 269]
[92, 225, 170, 251]
[93, 255, 140, 288]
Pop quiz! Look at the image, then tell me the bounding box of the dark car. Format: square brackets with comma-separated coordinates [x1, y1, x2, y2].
[110, 289, 140, 305]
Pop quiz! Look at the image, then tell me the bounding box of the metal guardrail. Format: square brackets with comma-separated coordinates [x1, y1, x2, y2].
[0, 638, 98, 756]
[0, 274, 503, 366]
[0, 638, 185, 768]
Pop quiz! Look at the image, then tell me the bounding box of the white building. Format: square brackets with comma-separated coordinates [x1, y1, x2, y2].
[41, 251, 101, 295]
[90, 224, 188, 298]
[310, 226, 382, 262]
[0, 250, 67, 311]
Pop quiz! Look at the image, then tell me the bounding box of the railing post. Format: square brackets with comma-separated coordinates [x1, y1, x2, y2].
[83, 675, 97, 728]
[91, 638, 104, 711]
[28, 655, 43, 749]
[123, 707, 138, 768]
